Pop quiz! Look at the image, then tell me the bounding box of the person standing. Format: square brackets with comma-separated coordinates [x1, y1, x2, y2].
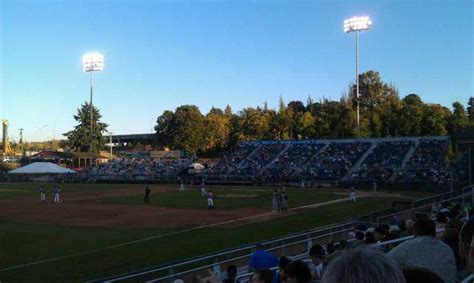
[52, 187, 57, 203]
[281, 190, 288, 212]
[272, 189, 279, 212]
[200, 180, 207, 197]
[39, 186, 46, 201]
[207, 190, 215, 209]
[53, 186, 61, 203]
[373, 182, 377, 193]
[144, 186, 151, 204]
[349, 186, 356, 203]
[179, 179, 185, 192]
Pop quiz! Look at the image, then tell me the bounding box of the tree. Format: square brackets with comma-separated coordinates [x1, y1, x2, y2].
[421, 104, 449, 136]
[206, 107, 231, 150]
[64, 102, 108, 153]
[447, 101, 469, 135]
[155, 110, 174, 147]
[467, 97, 474, 124]
[399, 94, 424, 136]
[167, 105, 207, 155]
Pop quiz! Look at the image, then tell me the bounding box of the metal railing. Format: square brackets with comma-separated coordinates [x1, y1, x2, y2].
[96, 221, 373, 283]
[376, 189, 474, 225]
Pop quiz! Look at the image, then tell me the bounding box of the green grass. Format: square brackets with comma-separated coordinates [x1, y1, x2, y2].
[101, 189, 342, 209]
[0, 196, 402, 282]
[0, 183, 432, 282]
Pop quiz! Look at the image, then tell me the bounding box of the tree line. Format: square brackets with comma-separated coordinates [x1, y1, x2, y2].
[155, 70, 472, 155]
[62, 70, 472, 155]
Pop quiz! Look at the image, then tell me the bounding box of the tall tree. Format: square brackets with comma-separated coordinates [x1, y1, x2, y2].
[155, 110, 174, 147]
[206, 107, 231, 150]
[448, 101, 469, 134]
[167, 105, 207, 155]
[467, 97, 474, 124]
[64, 102, 108, 152]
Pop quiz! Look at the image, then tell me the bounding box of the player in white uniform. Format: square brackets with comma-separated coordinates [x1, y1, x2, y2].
[272, 190, 279, 212]
[179, 179, 185, 192]
[54, 187, 61, 203]
[39, 186, 46, 201]
[207, 190, 215, 209]
[349, 186, 356, 203]
[200, 180, 207, 197]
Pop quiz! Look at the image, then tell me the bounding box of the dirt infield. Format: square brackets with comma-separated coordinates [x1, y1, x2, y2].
[0, 188, 269, 229]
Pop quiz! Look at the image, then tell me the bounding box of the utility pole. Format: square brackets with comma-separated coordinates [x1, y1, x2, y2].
[19, 128, 24, 157]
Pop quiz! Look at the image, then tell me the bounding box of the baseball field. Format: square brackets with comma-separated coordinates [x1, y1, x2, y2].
[0, 183, 430, 282]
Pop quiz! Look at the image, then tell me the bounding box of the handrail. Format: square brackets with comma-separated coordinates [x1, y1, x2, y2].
[145, 227, 356, 283]
[377, 191, 474, 224]
[97, 220, 371, 282]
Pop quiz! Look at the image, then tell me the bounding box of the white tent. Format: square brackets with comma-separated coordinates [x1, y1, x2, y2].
[188, 163, 205, 170]
[8, 162, 76, 174]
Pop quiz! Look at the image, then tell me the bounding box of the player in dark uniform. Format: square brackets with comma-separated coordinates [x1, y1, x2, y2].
[144, 186, 151, 204]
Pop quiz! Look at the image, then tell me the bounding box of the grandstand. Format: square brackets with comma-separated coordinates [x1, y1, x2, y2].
[37, 135, 465, 188]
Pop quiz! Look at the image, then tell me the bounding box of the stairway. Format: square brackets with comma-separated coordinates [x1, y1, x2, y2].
[237, 144, 262, 168]
[390, 140, 419, 182]
[341, 141, 377, 181]
[305, 143, 330, 166]
[257, 144, 291, 176]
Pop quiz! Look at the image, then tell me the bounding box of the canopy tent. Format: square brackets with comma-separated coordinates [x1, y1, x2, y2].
[8, 162, 76, 174]
[188, 163, 205, 170]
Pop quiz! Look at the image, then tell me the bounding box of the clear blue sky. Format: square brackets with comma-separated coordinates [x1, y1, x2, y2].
[1, 0, 472, 142]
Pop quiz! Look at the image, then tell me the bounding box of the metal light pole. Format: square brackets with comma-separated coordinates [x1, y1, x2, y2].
[82, 53, 104, 167]
[344, 16, 372, 137]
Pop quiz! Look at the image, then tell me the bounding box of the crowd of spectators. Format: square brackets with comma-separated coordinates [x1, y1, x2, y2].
[188, 209, 474, 283]
[350, 141, 414, 182]
[306, 142, 371, 180]
[209, 145, 258, 175]
[397, 140, 450, 185]
[80, 158, 192, 180]
[262, 144, 325, 181]
[238, 144, 287, 175]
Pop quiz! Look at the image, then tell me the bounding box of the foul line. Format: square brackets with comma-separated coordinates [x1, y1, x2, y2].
[0, 195, 360, 272]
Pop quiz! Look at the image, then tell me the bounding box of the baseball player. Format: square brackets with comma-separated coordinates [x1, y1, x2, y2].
[349, 186, 357, 203]
[179, 179, 185, 192]
[54, 186, 61, 203]
[39, 186, 46, 201]
[281, 190, 288, 212]
[207, 190, 215, 209]
[200, 180, 207, 197]
[144, 186, 151, 204]
[272, 189, 279, 212]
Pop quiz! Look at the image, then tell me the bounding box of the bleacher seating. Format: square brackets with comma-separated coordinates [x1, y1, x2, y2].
[351, 141, 414, 182]
[306, 142, 371, 180]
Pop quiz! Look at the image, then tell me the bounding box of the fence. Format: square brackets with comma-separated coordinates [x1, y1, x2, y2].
[94, 221, 373, 283]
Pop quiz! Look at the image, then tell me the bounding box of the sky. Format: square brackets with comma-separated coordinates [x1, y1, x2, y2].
[0, 0, 472, 142]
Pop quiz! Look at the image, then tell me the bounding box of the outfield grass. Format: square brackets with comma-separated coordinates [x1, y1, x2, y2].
[101, 189, 342, 209]
[0, 196, 402, 282]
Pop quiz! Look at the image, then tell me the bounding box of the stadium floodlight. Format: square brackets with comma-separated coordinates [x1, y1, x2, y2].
[82, 52, 104, 72]
[82, 52, 104, 167]
[344, 16, 372, 33]
[343, 16, 371, 138]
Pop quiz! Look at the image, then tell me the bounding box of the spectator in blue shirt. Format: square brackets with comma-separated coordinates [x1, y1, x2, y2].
[249, 244, 278, 271]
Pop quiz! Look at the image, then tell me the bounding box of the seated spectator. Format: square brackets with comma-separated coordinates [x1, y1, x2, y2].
[322, 247, 406, 283]
[364, 232, 377, 244]
[276, 257, 291, 283]
[284, 260, 312, 283]
[309, 244, 326, 280]
[400, 219, 415, 237]
[252, 269, 273, 283]
[388, 218, 456, 283]
[249, 244, 278, 271]
[223, 265, 238, 283]
[338, 239, 347, 250]
[402, 267, 444, 283]
[459, 222, 474, 281]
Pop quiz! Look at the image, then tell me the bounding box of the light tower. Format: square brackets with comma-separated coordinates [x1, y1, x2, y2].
[344, 16, 372, 137]
[82, 52, 104, 166]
